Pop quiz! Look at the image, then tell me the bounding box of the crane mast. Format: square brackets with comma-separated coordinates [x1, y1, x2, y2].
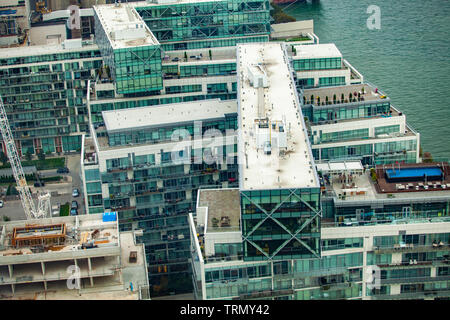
[0, 95, 49, 220]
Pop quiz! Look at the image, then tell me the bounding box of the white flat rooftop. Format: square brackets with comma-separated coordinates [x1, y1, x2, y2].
[293, 43, 342, 59]
[237, 42, 318, 190]
[133, 0, 223, 7]
[103, 99, 237, 133]
[0, 43, 99, 60]
[94, 3, 159, 49]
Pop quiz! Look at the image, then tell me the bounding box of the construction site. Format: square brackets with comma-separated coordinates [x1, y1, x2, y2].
[0, 213, 150, 300]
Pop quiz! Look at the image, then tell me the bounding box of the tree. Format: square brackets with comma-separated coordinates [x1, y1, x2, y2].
[25, 151, 32, 161]
[38, 151, 45, 161]
[0, 151, 7, 166]
[2, 215, 10, 222]
[423, 152, 433, 163]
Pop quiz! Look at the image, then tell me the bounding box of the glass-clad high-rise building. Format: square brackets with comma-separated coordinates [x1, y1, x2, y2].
[188, 42, 450, 300]
[236, 42, 322, 262]
[93, 4, 163, 94]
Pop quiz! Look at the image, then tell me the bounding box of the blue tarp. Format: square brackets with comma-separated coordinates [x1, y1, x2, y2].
[0, 10, 17, 15]
[102, 211, 117, 222]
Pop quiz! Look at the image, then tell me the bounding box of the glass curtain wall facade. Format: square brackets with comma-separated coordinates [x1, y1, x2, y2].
[241, 188, 322, 261]
[135, 0, 271, 51]
[292, 57, 342, 72]
[0, 47, 102, 154]
[90, 112, 239, 296]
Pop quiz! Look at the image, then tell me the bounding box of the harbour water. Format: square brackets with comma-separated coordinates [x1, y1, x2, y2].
[283, 0, 450, 159]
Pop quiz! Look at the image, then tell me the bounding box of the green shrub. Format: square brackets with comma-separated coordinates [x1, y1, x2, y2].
[60, 203, 70, 216]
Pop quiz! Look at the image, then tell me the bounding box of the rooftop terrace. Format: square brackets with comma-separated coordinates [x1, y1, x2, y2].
[197, 188, 241, 233]
[237, 42, 318, 190]
[303, 83, 388, 106]
[320, 161, 450, 202]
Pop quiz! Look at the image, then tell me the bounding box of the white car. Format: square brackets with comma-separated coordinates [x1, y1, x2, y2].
[0, 200, 3, 208]
[72, 189, 80, 197]
[51, 203, 60, 216]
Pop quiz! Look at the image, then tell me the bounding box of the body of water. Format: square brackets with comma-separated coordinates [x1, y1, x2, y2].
[283, 0, 450, 159]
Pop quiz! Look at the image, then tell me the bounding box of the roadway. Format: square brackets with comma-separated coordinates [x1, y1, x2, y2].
[0, 154, 85, 222]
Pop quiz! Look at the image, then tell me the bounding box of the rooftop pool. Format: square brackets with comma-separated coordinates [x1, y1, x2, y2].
[386, 167, 443, 180]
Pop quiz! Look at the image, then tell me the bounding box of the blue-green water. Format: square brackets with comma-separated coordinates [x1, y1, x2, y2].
[283, 0, 450, 159]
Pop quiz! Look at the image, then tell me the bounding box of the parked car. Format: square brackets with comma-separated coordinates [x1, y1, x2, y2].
[70, 208, 78, 216]
[34, 182, 45, 187]
[0, 200, 3, 208]
[72, 188, 79, 197]
[71, 200, 78, 210]
[263, 141, 272, 155]
[171, 57, 179, 62]
[57, 167, 70, 174]
[51, 203, 60, 216]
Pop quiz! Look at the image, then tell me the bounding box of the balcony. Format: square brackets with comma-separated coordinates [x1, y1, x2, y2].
[370, 289, 450, 300]
[380, 275, 450, 285]
[377, 259, 449, 270]
[373, 243, 450, 254]
[239, 289, 294, 300]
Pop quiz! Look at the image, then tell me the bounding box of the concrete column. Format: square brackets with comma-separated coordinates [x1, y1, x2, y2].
[8, 265, 13, 278]
[391, 284, 401, 295]
[391, 253, 402, 264]
[43, 280, 47, 291]
[11, 283, 15, 295]
[90, 276, 94, 287]
[361, 236, 372, 298]
[41, 261, 45, 276]
[155, 152, 161, 165]
[431, 267, 437, 277]
[87, 257, 92, 273]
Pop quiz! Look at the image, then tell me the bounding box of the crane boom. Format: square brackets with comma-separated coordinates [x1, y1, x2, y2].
[0, 95, 48, 219]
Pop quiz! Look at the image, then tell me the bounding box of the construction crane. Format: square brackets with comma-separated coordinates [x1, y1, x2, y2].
[0, 95, 50, 220]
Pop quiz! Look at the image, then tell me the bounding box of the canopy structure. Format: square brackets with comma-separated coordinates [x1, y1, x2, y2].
[316, 160, 364, 175]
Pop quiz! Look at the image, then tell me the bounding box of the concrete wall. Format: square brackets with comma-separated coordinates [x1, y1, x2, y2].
[271, 20, 314, 39]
